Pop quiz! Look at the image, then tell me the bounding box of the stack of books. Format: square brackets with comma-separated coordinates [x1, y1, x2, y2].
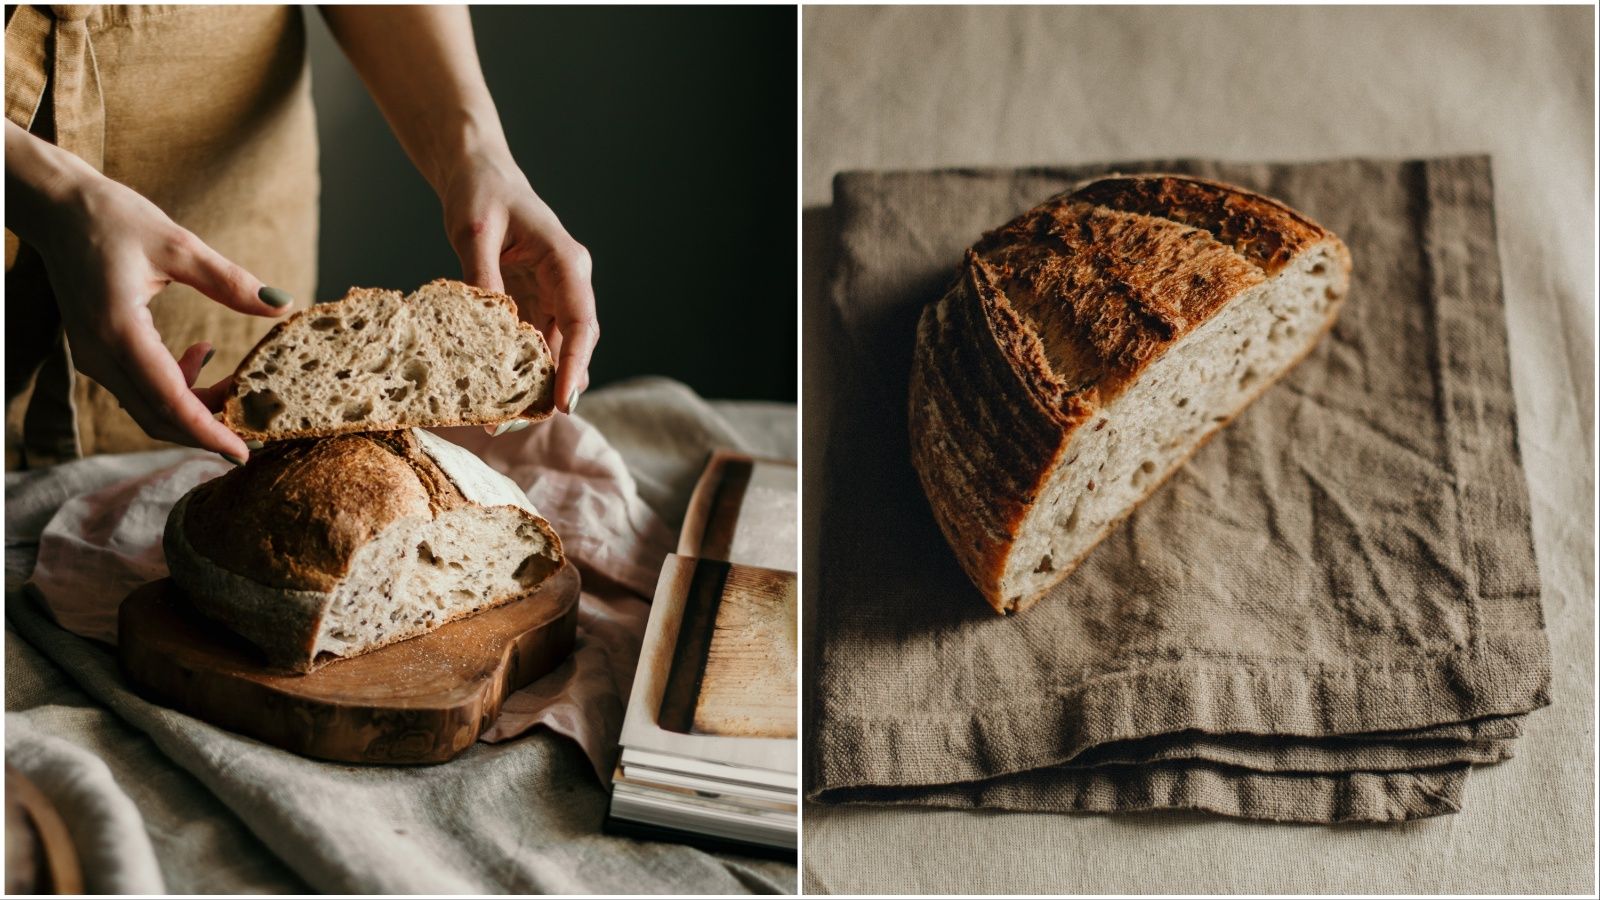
[607, 451, 798, 856]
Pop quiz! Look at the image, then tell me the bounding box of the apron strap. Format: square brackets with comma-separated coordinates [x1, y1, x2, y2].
[46, 5, 106, 170]
[4, 5, 103, 464]
[3, 6, 52, 131]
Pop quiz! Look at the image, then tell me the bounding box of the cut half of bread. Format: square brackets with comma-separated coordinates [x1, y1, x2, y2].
[163, 428, 565, 672]
[909, 174, 1352, 615]
[222, 279, 555, 441]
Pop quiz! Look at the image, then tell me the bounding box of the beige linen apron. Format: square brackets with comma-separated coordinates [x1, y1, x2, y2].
[5, 4, 318, 467]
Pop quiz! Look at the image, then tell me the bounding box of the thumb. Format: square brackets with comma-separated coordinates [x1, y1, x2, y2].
[165, 229, 293, 316]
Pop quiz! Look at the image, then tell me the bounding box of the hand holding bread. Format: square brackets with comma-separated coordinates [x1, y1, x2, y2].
[436, 148, 598, 421]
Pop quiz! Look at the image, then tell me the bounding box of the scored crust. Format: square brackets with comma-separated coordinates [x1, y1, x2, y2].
[180, 431, 477, 592]
[220, 279, 556, 441]
[908, 174, 1352, 612]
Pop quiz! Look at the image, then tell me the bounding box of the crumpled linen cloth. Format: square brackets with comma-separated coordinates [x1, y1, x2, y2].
[24, 402, 674, 782]
[5, 376, 797, 893]
[810, 157, 1552, 823]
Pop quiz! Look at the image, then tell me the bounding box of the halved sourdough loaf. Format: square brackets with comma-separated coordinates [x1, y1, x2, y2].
[222, 279, 555, 441]
[163, 428, 564, 672]
[908, 174, 1351, 615]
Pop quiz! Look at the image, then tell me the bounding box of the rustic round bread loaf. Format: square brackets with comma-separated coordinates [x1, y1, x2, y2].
[909, 174, 1352, 615]
[222, 279, 556, 441]
[163, 428, 564, 672]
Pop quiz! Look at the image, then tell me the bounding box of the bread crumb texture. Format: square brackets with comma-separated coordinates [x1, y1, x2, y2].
[223, 279, 556, 441]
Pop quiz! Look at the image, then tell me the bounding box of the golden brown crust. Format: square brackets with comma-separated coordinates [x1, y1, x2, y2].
[1068, 174, 1329, 275]
[220, 279, 556, 441]
[909, 174, 1348, 611]
[181, 431, 471, 593]
[971, 197, 1268, 403]
[908, 261, 1079, 600]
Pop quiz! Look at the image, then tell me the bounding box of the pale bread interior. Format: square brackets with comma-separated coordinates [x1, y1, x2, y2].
[232, 281, 553, 438]
[999, 245, 1348, 611]
[312, 505, 560, 660]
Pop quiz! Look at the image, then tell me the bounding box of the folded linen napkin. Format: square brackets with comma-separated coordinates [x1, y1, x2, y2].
[809, 156, 1551, 823]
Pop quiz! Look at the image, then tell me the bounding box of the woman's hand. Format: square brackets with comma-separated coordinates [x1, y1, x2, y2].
[438, 147, 598, 425]
[6, 122, 291, 462]
[318, 5, 597, 428]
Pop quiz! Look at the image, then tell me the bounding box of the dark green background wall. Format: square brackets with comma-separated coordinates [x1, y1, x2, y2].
[309, 6, 796, 401]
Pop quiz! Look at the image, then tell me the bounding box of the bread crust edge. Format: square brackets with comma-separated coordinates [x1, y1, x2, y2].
[908, 175, 1353, 614]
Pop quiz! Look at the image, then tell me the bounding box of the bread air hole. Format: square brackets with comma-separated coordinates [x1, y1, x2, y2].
[1310, 262, 1327, 276]
[455, 376, 471, 390]
[1176, 397, 1189, 408]
[342, 399, 373, 421]
[513, 552, 552, 585]
[416, 541, 440, 566]
[301, 358, 320, 372]
[1033, 554, 1054, 574]
[401, 359, 429, 386]
[1131, 459, 1156, 487]
[364, 350, 394, 374]
[310, 316, 340, 331]
[1238, 367, 1259, 390]
[240, 389, 285, 431]
[384, 385, 410, 402]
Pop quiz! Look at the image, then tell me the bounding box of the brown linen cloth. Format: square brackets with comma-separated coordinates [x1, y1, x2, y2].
[5, 5, 319, 467]
[809, 156, 1552, 823]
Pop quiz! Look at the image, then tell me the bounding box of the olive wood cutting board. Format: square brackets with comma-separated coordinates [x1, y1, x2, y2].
[118, 561, 580, 764]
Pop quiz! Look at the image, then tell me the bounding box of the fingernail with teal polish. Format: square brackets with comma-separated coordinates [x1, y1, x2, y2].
[493, 419, 532, 436]
[258, 286, 293, 308]
[202, 348, 215, 367]
[566, 388, 581, 415]
[220, 452, 245, 467]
